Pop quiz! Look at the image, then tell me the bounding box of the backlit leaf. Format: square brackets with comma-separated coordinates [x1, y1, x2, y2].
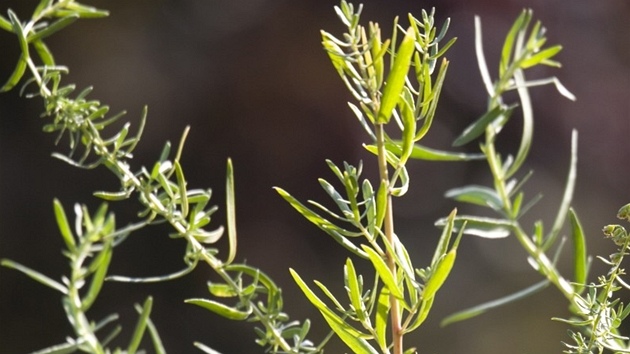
[435, 215, 513, 239]
[441, 280, 548, 326]
[361, 245, 405, 302]
[1, 259, 67, 294]
[445, 185, 502, 211]
[377, 26, 415, 123]
[453, 105, 515, 147]
[569, 208, 588, 294]
[186, 298, 251, 321]
[127, 296, 153, 354]
[225, 158, 237, 265]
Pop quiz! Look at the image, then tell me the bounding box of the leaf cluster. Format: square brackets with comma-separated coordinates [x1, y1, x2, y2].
[278, 2, 467, 353]
[2, 201, 163, 354]
[434, 9, 580, 328]
[555, 204, 630, 353]
[1, 1, 316, 353]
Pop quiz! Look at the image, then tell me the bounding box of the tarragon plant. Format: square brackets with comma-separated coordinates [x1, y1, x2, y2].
[433, 8, 630, 354]
[2, 1, 630, 354]
[274, 2, 482, 354]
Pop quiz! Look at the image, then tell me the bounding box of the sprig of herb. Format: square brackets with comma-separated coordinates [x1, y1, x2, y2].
[2, 200, 163, 354]
[277, 2, 475, 353]
[554, 204, 630, 353]
[0, 1, 316, 352]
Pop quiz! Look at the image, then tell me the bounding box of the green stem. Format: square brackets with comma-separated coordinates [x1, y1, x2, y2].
[512, 226, 574, 299]
[485, 123, 574, 301]
[188, 235, 298, 353]
[24, 58, 299, 354]
[375, 123, 402, 354]
[587, 235, 630, 351]
[67, 237, 106, 354]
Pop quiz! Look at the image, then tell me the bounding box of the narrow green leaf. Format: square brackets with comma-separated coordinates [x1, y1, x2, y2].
[1, 55, 27, 93]
[423, 249, 456, 300]
[33, 0, 53, 18]
[55, 2, 109, 18]
[290, 269, 371, 339]
[524, 21, 543, 52]
[432, 36, 457, 60]
[377, 26, 415, 123]
[27, 15, 79, 42]
[33, 40, 55, 66]
[322, 33, 347, 76]
[344, 258, 367, 324]
[453, 105, 515, 147]
[2, 11, 30, 91]
[361, 245, 405, 301]
[1, 259, 67, 294]
[318, 178, 352, 217]
[435, 215, 513, 239]
[407, 295, 434, 332]
[362, 180, 376, 236]
[186, 298, 251, 320]
[348, 102, 376, 139]
[81, 242, 112, 311]
[174, 161, 189, 218]
[321, 311, 379, 354]
[93, 189, 131, 201]
[510, 192, 523, 219]
[431, 209, 456, 266]
[441, 280, 549, 326]
[543, 130, 578, 250]
[8, 10, 28, 53]
[275, 187, 367, 258]
[158, 141, 171, 162]
[444, 185, 503, 211]
[107, 261, 197, 283]
[375, 180, 387, 229]
[474, 16, 494, 96]
[112, 123, 130, 152]
[398, 87, 416, 165]
[520, 45, 562, 69]
[191, 226, 224, 244]
[127, 296, 153, 354]
[533, 221, 544, 246]
[225, 158, 237, 265]
[314, 279, 346, 313]
[569, 208, 587, 294]
[29, 341, 79, 354]
[194, 342, 223, 354]
[0, 14, 11, 32]
[123, 106, 147, 154]
[292, 269, 377, 354]
[53, 199, 76, 252]
[551, 77, 576, 101]
[370, 25, 387, 89]
[275, 187, 336, 229]
[504, 69, 532, 179]
[415, 59, 448, 140]
[135, 303, 166, 354]
[382, 142, 484, 161]
[208, 282, 237, 297]
[500, 10, 530, 76]
[374, 287, 390, 350]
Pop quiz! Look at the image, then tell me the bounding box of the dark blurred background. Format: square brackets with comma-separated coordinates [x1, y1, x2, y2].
[1, 0, 629, 353]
